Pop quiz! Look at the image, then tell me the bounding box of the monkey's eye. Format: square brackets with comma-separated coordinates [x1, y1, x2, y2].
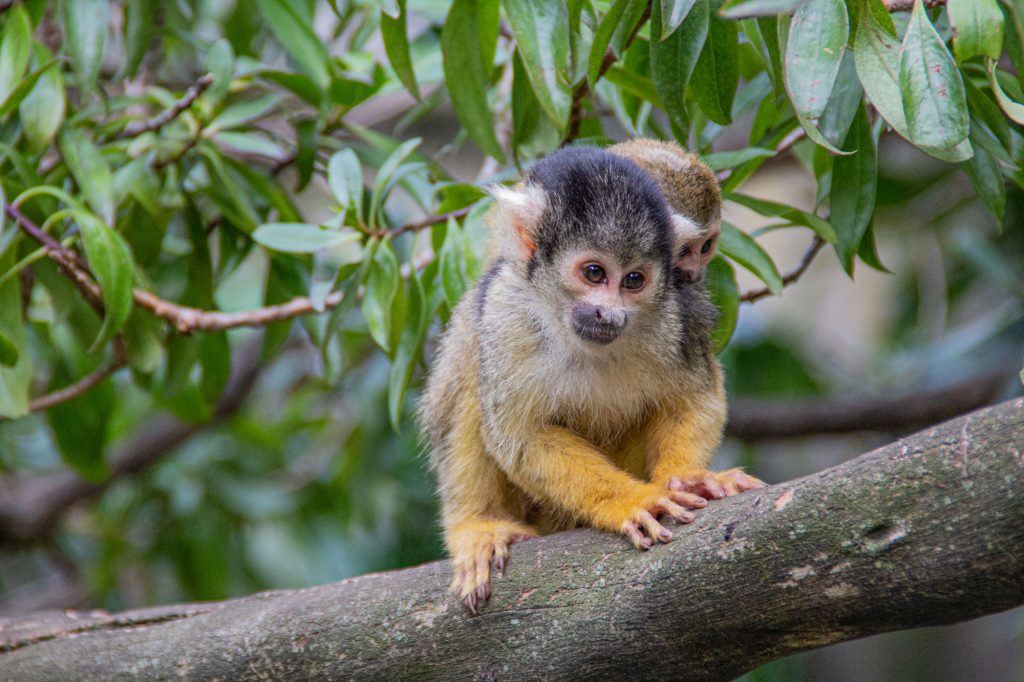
[582, 263, 606, 284]
[621, 271, 645, 290]
[700, 238, 715, 254]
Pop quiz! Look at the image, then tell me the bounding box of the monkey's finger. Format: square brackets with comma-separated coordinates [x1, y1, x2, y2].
[638, 510, 672, 543]
[699, 475, 728, 499]
[494, 544, 509, 578]
[658, 498, 696, 525]
[623, 522, 652, 550]
[463, 590, 479, 615]
[729, 471, 766, 490]
[668, 489, 707, 509]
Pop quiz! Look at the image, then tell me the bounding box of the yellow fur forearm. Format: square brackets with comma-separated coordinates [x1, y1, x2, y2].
[647, 396, 726, 485]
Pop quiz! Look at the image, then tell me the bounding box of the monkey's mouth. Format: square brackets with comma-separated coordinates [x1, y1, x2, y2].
[572, 319, 623, 345]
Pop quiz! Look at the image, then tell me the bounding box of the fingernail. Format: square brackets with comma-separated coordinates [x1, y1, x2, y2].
[659, 529, 672, 541]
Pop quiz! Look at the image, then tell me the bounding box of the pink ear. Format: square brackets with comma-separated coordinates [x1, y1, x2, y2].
[489, 184, 547, 262]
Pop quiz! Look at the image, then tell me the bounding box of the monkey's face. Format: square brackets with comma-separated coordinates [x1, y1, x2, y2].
[550, 249, 667, 346]
[677, 227, 718, 283]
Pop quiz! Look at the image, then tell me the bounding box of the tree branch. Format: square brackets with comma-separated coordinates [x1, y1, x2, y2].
[0, 342, 265, 546]
[26, 357, 127, 414]
[115, 74, 214, 140]
[739, 235, 826, 303]
[563, 1, 652, 145]
[1, 398, 1020, 678]
[884, 0, 944, 10]
[725, 364, 1019, 440]
[7, 204, 446, 334]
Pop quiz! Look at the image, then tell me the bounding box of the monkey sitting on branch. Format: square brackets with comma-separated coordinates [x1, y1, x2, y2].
[419, 145, 762, 614]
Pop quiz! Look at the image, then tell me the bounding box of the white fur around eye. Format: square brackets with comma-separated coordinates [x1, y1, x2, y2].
[671, 213, 702, 242]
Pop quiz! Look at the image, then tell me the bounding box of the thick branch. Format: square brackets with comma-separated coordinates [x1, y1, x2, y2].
[726, 364, 1018, 440]
[2, 399, 1021, 680]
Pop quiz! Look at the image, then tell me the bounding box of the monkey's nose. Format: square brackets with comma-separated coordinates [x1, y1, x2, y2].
[593, 306, 626, 328]
[680, 268, 703, 283]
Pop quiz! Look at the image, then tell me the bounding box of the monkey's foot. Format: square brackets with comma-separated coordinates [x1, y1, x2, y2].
[666, 468, 765, 500]
[447, 520, 538, 615]
[600, 486, 706, 551]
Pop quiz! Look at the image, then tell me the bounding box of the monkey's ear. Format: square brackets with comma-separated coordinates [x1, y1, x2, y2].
[670, 213, 702, 258]
[489, 184, 547, 262]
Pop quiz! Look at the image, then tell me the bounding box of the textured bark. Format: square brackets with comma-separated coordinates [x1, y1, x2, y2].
[1, 398, 1022, 681]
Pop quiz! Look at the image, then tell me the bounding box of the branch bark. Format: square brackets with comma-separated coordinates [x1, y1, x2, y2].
[2, 398, 1021, 680]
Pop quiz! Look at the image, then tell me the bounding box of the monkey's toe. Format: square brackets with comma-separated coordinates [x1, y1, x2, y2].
[447, 520, 538, 614]
[669, 468, 765, 499]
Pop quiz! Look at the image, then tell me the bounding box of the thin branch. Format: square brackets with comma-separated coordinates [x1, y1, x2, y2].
[152, 126, 202, 170]
[739, 235, 826, 303]
[716, 126, 807, 184]
[563, 1, 652, 145]
[4, 204, 104, 315]
[25, 358, 127, 414]
[10, 205, 446, 334]
[368, 207, 471, 239]
[115, 74, 214, 140]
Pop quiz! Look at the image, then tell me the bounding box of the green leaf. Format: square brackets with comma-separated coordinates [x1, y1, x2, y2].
[294, 117, 317, 192]
[327, 149, 364, 222]
[719, 0, 807, 18]
[381, 0, 420, 99]
[0, 4, 31, 105]
[207, 93, 284, 133]
[691, 11, 739, 125]
[784, 0, 849, 152]
[61, 0, 109, 97]
[818, 50, 862, 149]
[660, 0, 700, 39]
[369, 138, 421, 227]
[0, 332, 17, 367]
[441, 0, 506, 162]
[705, 256, 738, 353]
[0, 250, 29, 417]
[650, 0, 710, 132]
[513, 49, 560, 156]
[362, 241, 400, 353]
[0, 56, 59, 116]
[899, 0, 970, 156]
[439, 217, 466, 307]
[205, 39, 234, 106]
[19, 43, 65, 153]
[76, 212, 134, 351]
[253, 223, 361, 253]
[947, 0, 1004, 63]
[605, 65, 664, 108]
[120, 0, 156, 79]
[199, 332, 231, 404]
[122, 308, 162, 374]
[988, 60, 1024, 126]
[255, 0, 330, 88]
[703, 147, 776, 171]
[589, 0, 629, 86]
[854, 0, 907, 137]
[961, 140, 1005, 226]
[503, 0, 572, 131]
[830, 102, 876, 273]
[59, 127, 115, 225]
[388, 272, 428, 430]
[718, 222, 783, 293]
[726, 192, 837, 242]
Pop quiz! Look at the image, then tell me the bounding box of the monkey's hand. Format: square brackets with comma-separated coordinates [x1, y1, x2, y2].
[447, 519, 538, 614]
[663, 468, 765, 500]
[596, 485, 708, 551]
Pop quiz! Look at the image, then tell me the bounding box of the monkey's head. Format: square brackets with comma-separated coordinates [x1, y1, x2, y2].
[608, 139, 721, 284]
[489, 147, 694, 348]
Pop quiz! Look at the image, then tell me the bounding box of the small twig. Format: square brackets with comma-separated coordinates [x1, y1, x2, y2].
[4, 204, 105, 315]
[717, 127, 807, 184]
[11, 205, 449, 335]
[368, 208, 472, 239]
[116, 74, 214, 140]
[739, 236, 826, 303]
[25, 358, 127, 413]
[0, 0, 15, 12]
[563, 1, 652, 145]
[152, 126, 202, 170]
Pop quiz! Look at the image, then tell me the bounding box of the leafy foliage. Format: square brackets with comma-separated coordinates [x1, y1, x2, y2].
[0, 0, 1021, 630]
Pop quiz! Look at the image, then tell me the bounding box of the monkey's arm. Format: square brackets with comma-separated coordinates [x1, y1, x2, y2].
[646, 392, 763, 498]
[500, 427, 702, 549]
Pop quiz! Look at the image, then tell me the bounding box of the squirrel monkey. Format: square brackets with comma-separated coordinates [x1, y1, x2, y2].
[610, 139, 720, 283]
[419, 146, 763, 613]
